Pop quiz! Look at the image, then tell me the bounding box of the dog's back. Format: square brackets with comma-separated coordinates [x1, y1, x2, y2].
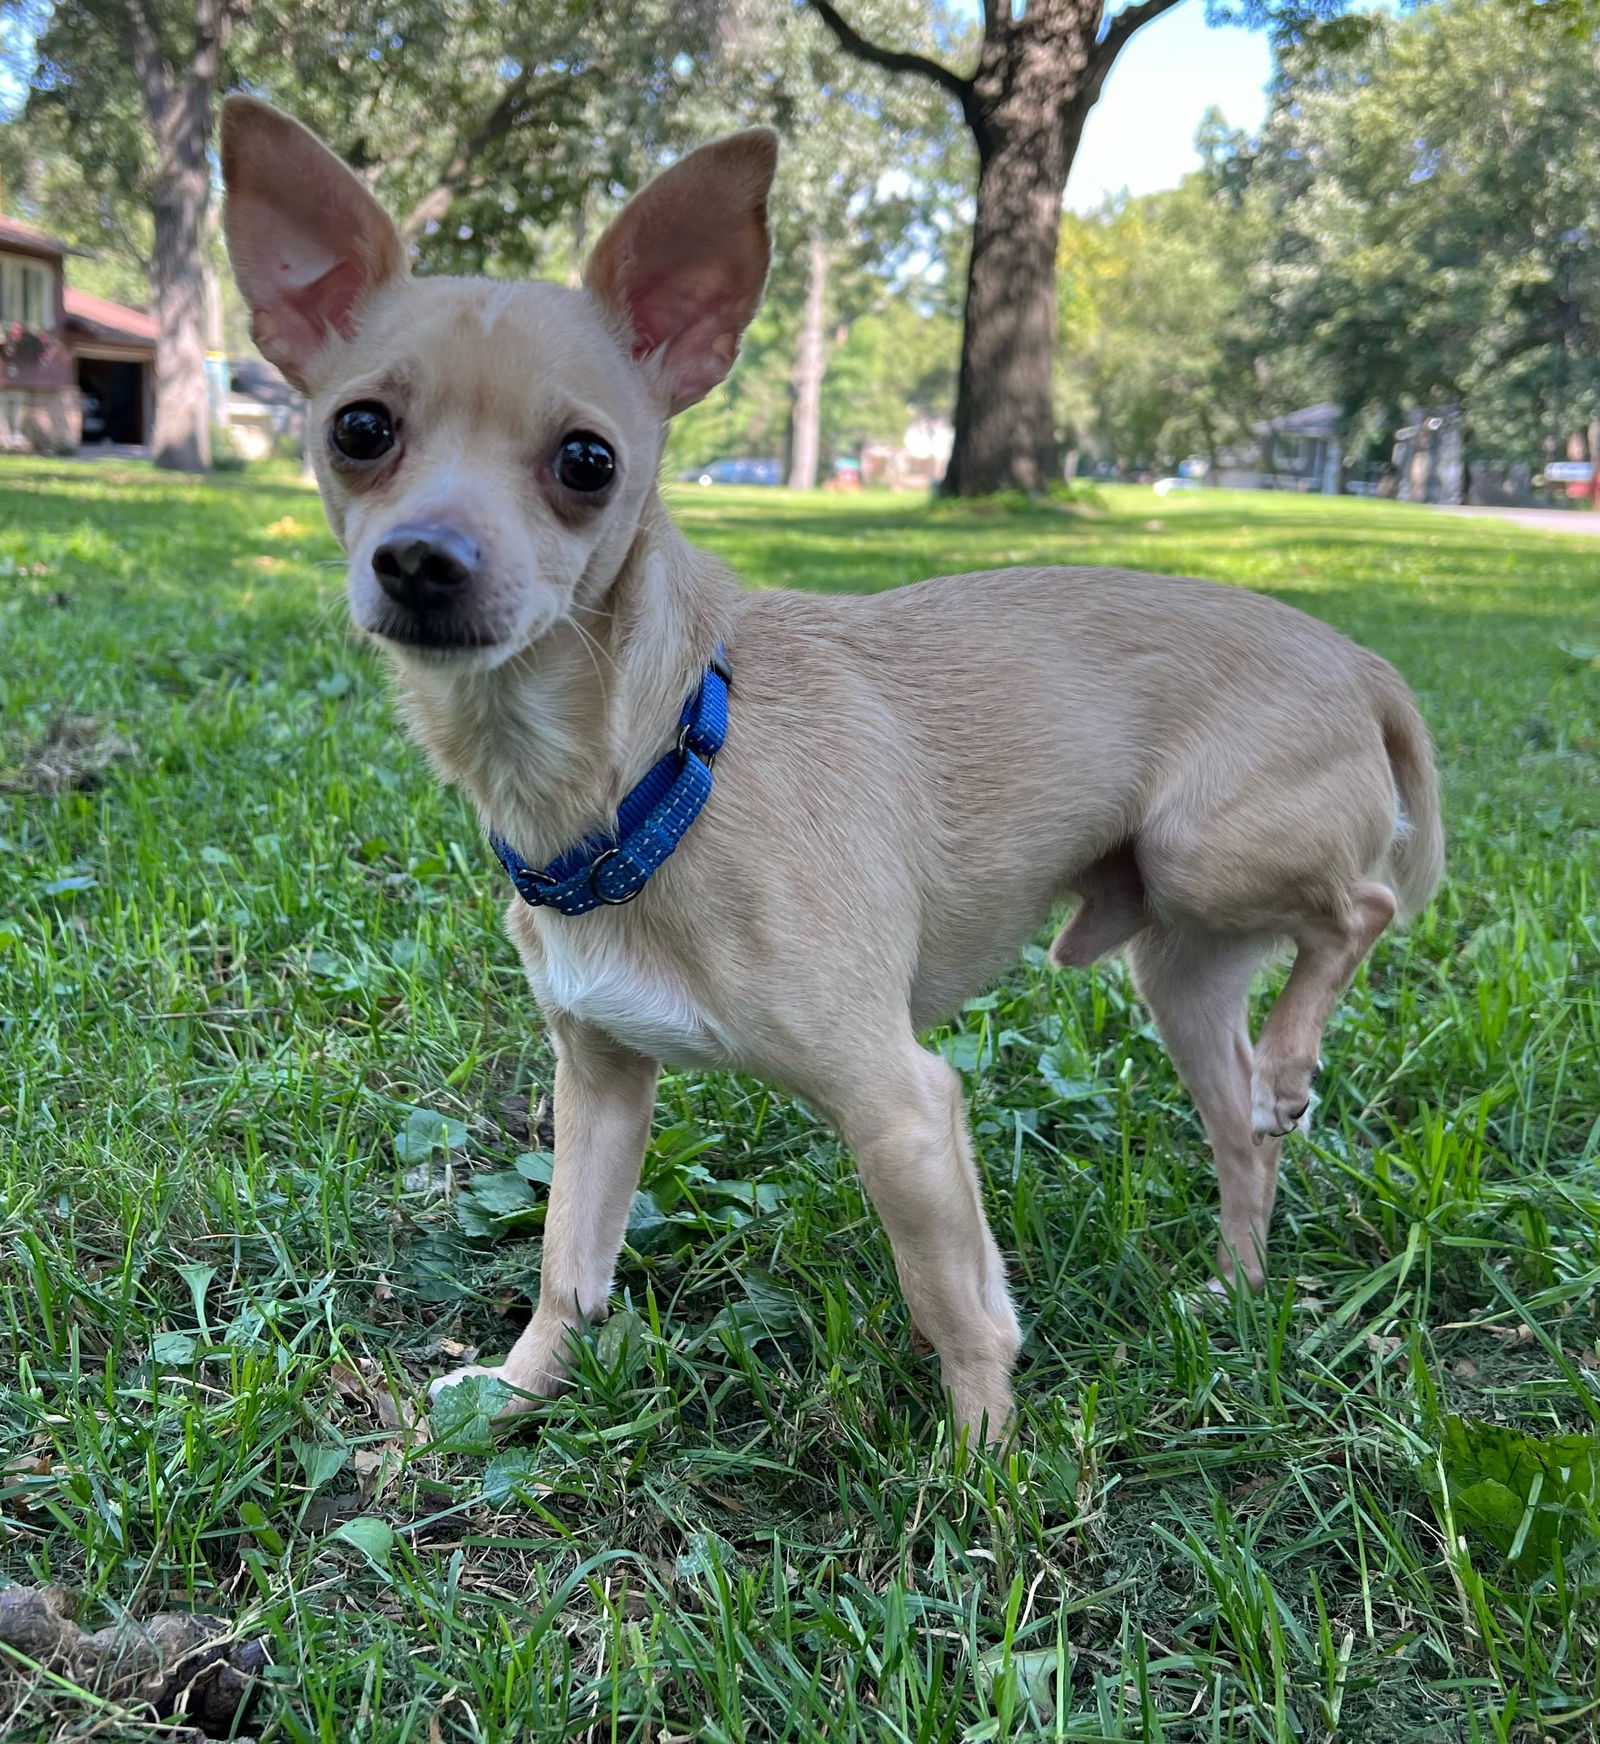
[723, 561, 1441, 977]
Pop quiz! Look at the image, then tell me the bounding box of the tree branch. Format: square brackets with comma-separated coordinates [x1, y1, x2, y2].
[122, 0, 173, 126]
[399, 65, 587, 245]
[192, 0, 230, 87]
[806, 0, 981, 133]
[1087, 0, 1188, 100]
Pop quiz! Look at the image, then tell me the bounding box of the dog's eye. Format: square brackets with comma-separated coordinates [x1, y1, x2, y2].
[555, 432, 616, 493]
[330, 401, 396, 463]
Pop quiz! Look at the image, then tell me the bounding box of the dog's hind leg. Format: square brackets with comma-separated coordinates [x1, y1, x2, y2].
[1050, 845, 1151, 968]
[1127, 925, 1280, 1289]
[817, 1039, 1022, 1443]
[1250, 882, 1396, 1142]
[431, 1019, 658, 1412]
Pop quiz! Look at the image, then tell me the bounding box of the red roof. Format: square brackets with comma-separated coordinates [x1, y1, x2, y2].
[64, 287, 159, 349]
[0, 214, 65, 257]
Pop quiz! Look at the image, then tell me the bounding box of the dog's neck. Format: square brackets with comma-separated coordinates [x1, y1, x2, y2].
[386, 491, 741, 868]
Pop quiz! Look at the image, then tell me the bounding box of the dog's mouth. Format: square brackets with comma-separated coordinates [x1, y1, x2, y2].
[365, 610, 504, 652]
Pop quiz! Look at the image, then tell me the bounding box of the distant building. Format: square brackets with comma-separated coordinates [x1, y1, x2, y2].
[860, 415, 954, 490]
[1212, 403, 1345, 495]
[0, 213, 158, 451]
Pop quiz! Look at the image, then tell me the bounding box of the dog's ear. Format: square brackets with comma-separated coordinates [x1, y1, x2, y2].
[221, 96, 406, 392]
[584, 129, 778, 415]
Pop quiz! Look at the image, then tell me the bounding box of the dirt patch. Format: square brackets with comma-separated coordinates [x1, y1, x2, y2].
[1, 713, 136, 794]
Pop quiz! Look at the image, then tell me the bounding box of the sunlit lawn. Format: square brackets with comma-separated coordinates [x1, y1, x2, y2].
[1, 459, 1597, 1740]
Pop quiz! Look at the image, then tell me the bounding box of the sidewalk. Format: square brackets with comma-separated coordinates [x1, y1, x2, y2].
[1431, 503, 1600, 536]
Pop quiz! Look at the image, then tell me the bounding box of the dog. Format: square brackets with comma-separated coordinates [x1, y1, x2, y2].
[220, 99, 1443, 1442]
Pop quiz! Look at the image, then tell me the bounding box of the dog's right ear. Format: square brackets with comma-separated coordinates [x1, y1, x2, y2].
[221, 96, 406, 392]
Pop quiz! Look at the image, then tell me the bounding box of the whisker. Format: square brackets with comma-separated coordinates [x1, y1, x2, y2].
[568, 615, 615, 688]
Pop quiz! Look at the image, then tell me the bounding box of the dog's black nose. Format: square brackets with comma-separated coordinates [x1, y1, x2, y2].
[371, 523, 480, 609]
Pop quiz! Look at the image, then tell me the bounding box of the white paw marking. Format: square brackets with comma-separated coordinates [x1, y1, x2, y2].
[427, 1362, 502, 1403]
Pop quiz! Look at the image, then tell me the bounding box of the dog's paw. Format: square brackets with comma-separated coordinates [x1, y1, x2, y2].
[427, 1363, 541, 1419]
[1250, 1069, 1317, 1143]
[1181, 1274, 1243, 1315]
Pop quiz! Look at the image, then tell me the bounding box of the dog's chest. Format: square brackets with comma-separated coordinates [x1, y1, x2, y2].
[520, 918, 724, 1066]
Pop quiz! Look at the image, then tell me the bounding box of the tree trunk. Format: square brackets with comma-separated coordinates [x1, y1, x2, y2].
[203, 260, 224, 356]
[942, 127, 1068, 496]
[808, 0, 1187, 501]
[788, 234, 830, 491]
[128, 0, 227, 474]
[150, 150, 212, 472]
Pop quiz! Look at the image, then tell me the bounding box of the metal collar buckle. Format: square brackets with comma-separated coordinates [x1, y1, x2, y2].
[676, 721, 717, 769]
[587, 846, 643, 905]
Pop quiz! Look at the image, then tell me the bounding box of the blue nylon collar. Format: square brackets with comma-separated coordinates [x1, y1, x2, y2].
[489, 647, 729, 916]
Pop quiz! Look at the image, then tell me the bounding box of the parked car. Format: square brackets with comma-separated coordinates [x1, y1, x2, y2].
[79, 389, 107, 442]
[681, 458, 783, 487]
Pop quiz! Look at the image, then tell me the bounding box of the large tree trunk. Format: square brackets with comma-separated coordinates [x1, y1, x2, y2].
[128, 0, 227, 473]
[150, 146, 213, 471]
[808, 0, 1185, 500]
[942, 130, 1068, 495]
[788, 235, 830, 491]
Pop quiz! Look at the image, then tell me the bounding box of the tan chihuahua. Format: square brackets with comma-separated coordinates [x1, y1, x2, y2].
[221, 98, 1442, 1442]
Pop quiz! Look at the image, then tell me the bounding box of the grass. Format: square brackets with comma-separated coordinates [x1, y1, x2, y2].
[0, 458, 1596, 1742]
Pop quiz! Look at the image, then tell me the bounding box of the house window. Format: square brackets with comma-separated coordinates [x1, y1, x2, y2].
[0, 257, 53, 330]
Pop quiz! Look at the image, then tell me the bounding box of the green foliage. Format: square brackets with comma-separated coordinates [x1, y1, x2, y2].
[0, 462, 1597, 1737]
[667, 282, 963, 473]
[824, 295, 961, 449]
[392, 1106, 469, 1166]
[1060, 1, 1600, 479]
[3, 0, 733, 296]
[1439, 1417, 1600, 1578]
[2, 0, 967, 472]
[668, 0, 971, 473]
[1239, 0, 1600, 469]
[0, 0, 155, 298]
[236, 0, 733, 275]
[1058, 173, 1302, 471]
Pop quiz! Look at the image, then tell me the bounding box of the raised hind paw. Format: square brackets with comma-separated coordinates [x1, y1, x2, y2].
[1250, 1059, 1318, 1143]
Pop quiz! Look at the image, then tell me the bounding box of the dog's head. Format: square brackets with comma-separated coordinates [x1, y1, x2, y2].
[221, 99, 776, 670]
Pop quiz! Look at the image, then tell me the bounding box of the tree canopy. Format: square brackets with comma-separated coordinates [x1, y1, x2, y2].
[3, 0, 1599, 491]
[1050, 1, 1600, 487]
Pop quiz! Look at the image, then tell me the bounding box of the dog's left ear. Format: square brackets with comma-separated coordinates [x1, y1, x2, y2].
[585, 129, 778, 415]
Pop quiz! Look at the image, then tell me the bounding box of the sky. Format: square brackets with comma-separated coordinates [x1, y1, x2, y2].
[1064, 4, 1276, 210]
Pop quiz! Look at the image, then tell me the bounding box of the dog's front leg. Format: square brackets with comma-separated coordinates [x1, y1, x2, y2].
[823, 1041, 1022, 1445]
[430, 1019, 658, 1416]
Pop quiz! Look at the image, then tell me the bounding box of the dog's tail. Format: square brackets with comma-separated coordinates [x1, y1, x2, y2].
[1372, 663, 1444, 921]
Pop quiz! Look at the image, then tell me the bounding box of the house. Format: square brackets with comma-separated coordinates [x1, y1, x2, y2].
[860, 415, 954, 490]
[0, 213, 80, 450]
[219, 356, 299, 460]
[0, 212, 158, 451]
[1211, 403, 1345, 495]
[66, 289, 158, 446]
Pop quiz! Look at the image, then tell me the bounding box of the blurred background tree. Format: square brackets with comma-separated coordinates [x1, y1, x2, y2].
[2, 0, 1600, 496]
